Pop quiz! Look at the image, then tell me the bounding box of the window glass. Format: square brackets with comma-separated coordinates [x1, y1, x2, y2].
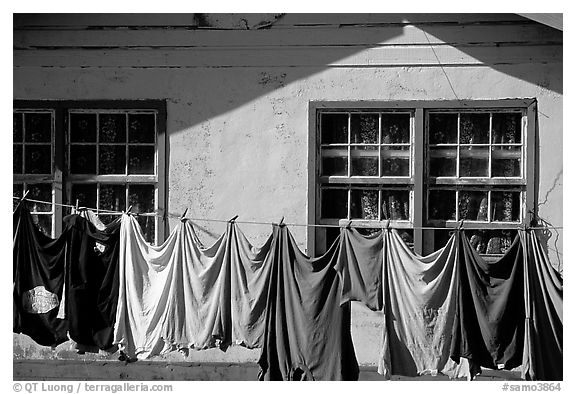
[350, 189, 379, 220]
[25, 113, 52, 143]
[351, 114, 378, 144]
[321, 114, 348, 144]
[70, 113, 97, 143]
[321, 188, 348, 219]
[129, 114, 155, 143]
[99, 114, 126, 143]
[381, 189, 410, 221]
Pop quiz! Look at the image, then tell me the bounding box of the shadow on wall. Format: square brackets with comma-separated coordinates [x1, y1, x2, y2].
[14, 14, 562, 127]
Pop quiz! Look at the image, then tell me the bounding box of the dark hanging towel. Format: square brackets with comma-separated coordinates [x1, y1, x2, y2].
[520, 231, 563, 381]
[258, 225, 359, 381]
[451, 231, 526, 374]
[63, 214, 121, 352]
[13, 204, 68, 347]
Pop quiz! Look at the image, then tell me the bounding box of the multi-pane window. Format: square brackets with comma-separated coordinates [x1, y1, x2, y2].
[13, 102, 165, 244]
[13, 110, 56, 236]
[427, 111, 523, 224]
[426, 111, 525, 254]
[312, 101, 535, 256]
[67, 110, 159, 242]
[318, 111, 413, 223]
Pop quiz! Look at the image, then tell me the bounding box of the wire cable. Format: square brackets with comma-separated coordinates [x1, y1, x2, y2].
[13, 196, 563, 231]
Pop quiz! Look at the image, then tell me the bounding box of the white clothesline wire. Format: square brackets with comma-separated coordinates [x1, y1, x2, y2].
[13, 196, 564, 231]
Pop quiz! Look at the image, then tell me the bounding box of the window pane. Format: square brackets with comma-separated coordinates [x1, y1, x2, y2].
[99, 114, 126, 143]
[70, 113, 97, 143]
[13, 145, 22, 174]
[128, 146, 155, 175]
[350, 114, 378, 144]
[136, 216, 156, 244]
[321, 114, 348, 144]
[350, 189, 379, 220]
[460, 146, 489, 177]
[491, 191, 521, 222]
[433, 230, 452, 252]
[429, 147, 457, 177]
[128, 184, 155, 214]
[351, 146, 378, 176]
[321, 147, 348, 176]
[492, 113, 522, 144]
[321, 188, 348, 219]
[27, 184, 53, 213]
[99, 184, 126, 212]
[25, 145, 52, 174]
[25, 113, 52, 143]
[492, 146, 521, 177]
[381, 190, 410, 220]
[458, 190, 488, 221]
[429, 113, 457, 144]
[381, 113, 410, 144]
[460, 113, 489, 144]
[428, 190, 456, 220]
[381, 146, 410, 176]
[99, 145, 126, 174]
[31, 215, 52, 237]
[13, 113, 23, 142]
[468, 230, 515, 254]
[71, 184, 97, 210]
[70, 145, 97, 174]
[129, 114, 156, 143]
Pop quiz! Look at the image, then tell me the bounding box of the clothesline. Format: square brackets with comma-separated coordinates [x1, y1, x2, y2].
[13, 196, 564, 231]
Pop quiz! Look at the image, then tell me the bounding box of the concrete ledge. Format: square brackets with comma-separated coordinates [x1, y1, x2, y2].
[14, 360, 522, 381]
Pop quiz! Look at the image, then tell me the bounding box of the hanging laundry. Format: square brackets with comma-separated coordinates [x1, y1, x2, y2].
[451, 232, 526, 376]
[63, 213, 121, 352]
[337, 228, 468, 379]
[520, 231, 563, 381]
[78, 209, 107, 231]
[113, 215, 273, 359]
[336, 227, 383, 311]
[13, 204, 68, 347]
[258, 225, 359, 381]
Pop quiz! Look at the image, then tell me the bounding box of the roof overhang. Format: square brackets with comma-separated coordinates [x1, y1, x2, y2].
[517, 13, 562, 30]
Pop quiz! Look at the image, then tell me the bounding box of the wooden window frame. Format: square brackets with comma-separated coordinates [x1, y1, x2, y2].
[308, 99, 537, 256]
[13, 100, 167, 243]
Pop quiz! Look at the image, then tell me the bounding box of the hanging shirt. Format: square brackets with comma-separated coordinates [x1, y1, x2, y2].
[451, 233, 526, 374]
[520, 231, 563, 381]
[258, 225, 359, 381]
[336, 228, 469, 379]
[13, 205, 68, 347]
[113, 215, 273, 359]
[63, 213, 121, 352]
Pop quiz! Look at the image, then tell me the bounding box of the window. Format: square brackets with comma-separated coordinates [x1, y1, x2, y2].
[13, 110, 56, 237]
[13, 101, 166, 244]
[309, 100, 536, 256]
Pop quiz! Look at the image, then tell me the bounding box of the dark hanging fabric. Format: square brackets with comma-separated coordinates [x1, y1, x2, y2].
[451, 231, 526, 373]
[63, 214, 121, 351]
[13, 204, 68, 347]
[520, 231, 563, 381]
[336, 227, 383, 311]
[258, 225, 359, 381]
